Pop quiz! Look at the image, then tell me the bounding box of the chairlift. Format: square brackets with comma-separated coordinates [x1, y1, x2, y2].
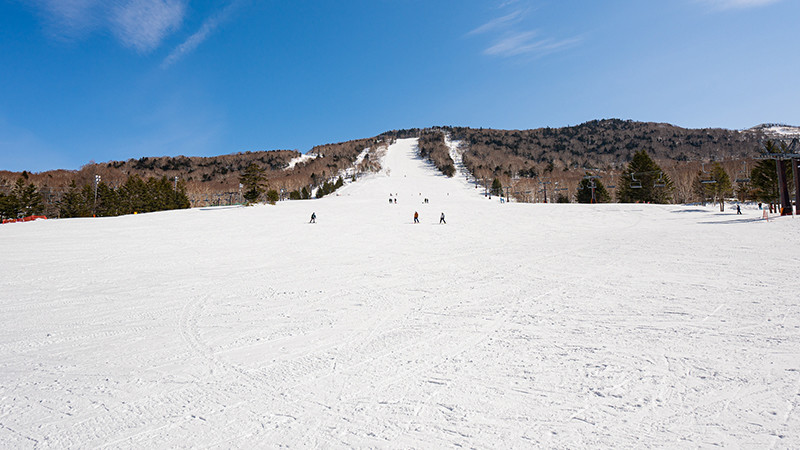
[630, 173, 642, 189]
[653, 171, 666, 188]
[606, 174, 616, 189]
[734, 161, 750, 184]
[700, 162, 717, 185]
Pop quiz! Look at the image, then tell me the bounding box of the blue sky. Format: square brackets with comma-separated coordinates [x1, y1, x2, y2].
[1, 0, 798, 172]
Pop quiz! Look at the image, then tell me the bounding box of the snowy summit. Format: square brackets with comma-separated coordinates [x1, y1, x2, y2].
[1, 138, 798, 447]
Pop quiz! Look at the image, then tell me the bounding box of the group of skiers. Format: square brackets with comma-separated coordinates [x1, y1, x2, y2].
[310, 192, 448, 224]
[414, 211, 445, 224]
[312, 211, 446, 224]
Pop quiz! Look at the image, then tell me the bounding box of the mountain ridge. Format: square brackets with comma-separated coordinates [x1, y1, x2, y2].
[2, 119, 794, 213]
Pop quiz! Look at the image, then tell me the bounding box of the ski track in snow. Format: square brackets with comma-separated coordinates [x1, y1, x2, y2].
[1, 138, 799, 448]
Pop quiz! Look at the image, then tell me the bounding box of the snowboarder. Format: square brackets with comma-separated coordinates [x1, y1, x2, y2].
[439, 212, 446, 224]
[389, 198, 392, 204]
[736, 204, 741, 215]
[414, 211, 419, 224]
[310, 212, 316, 223]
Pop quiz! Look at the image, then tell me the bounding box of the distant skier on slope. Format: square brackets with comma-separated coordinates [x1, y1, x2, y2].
[736, 204, 741, 215]
[414, 211, 419, 224]
[440, 212, 446, 224]
[310, 212, 316, 223]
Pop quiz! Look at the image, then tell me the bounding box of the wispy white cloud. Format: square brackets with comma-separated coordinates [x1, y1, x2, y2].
[484, 31, 581, 57]
[469, 2, 580, 59]
[468, 9, 526, 36]
[698, 0, 783, 9]
[496, 0, 521, 8]
[162, 1, 244, 68]
[111, 0, 186, 52]
[31, 0, 105, 39]
[28, 0, 187, 52]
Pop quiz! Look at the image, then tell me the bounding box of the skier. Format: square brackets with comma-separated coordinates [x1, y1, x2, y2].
[310, 212, 316, 223]
[389, 198, 392, 204]
[736, 204, 742, 215]
[439, 212, 446, 224]
[414, 211, 419, 224]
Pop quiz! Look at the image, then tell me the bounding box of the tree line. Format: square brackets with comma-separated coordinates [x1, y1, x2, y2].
[238, 162, 346, 204]
[59, 175, 190, 218]
[562, 148, 793, 208]
[0, 178, 44, 220]
[418, 131, 456, 177]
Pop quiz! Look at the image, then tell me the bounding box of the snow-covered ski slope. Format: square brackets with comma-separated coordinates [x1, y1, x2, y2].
[2, 138, 799, 448]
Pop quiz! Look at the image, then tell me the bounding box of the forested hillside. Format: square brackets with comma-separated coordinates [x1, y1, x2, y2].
[0, 119, 785, 218]
[0, 137, 384, 217]
[437, 120, 768, 204]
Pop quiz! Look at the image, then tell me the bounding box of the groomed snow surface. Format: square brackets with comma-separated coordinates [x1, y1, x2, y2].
[2, 138, 799, 448]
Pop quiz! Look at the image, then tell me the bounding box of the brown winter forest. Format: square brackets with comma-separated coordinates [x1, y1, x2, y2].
[0, 119, 777, 215]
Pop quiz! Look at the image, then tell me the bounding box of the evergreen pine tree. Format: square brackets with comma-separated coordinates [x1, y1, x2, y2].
[59, 181, 92, 218]
[751, 158, 793, 206]
[701, 163, 733, 211]
[119, 175, 148, 214]
[266, 189, 280, 205]
[576, 176, 611, 203]
[491, 178, 502, 196]
[11, 178, 43, 217]
[239, 164, 267, 204]
[0, 192, 17, 220]
[616, 150, 673, 203]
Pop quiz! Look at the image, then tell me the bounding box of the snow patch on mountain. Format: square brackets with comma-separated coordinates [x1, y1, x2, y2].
[749, 123, 800, 137]
[284, 152, 318, 170]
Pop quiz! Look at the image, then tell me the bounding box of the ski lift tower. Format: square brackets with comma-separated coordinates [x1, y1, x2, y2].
[581, 175, 602, 203]
[539, 179, 551, 203]
[759, 133, 800, 215]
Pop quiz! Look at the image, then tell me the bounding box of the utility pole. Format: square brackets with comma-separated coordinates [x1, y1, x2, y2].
[93, 174, 101, 217]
